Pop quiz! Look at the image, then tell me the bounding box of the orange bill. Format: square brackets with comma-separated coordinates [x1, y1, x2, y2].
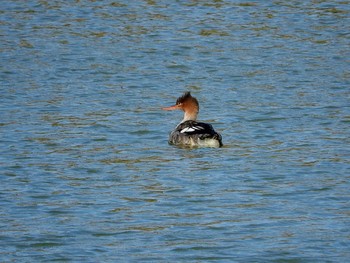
[162, 105, 181, 111]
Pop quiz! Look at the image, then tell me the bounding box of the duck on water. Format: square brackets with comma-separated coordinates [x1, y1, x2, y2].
[162, 92, 223, 148]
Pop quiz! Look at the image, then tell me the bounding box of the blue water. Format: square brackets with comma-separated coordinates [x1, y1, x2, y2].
[1, 0, 349, 262]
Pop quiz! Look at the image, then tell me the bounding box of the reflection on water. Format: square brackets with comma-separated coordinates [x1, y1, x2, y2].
[1, 0, 349, 261]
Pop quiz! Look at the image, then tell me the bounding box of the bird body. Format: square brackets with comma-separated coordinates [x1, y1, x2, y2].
[162, 92, 223, 148]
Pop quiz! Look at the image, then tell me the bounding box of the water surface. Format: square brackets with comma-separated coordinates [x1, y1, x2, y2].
[1, 0, 349, 262]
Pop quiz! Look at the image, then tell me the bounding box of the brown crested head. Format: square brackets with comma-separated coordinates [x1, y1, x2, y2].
[175, 92, 199, 112]
[162, 91, 199, 121]
[162, 91, 199, 111]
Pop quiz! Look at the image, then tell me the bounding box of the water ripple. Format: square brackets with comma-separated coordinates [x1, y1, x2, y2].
[1, 0, 350, 262]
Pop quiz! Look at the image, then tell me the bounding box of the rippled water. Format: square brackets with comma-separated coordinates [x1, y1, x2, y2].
[1, 0, 350, 262]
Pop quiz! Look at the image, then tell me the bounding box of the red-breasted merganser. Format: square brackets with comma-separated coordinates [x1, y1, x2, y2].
[162, 92, 223, 148]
